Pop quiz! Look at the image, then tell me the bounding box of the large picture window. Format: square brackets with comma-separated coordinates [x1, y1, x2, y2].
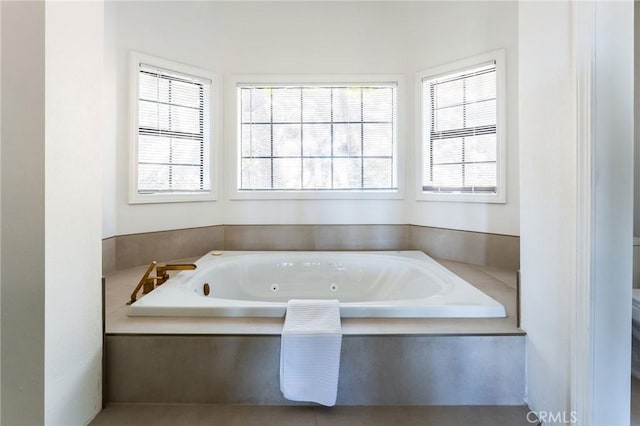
[130, 53, 217, 203]
[417, 51, 505, 203]
[236, 80, 398, 196]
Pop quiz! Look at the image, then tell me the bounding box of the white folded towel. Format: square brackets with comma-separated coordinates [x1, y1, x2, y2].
[280, 299, 342, 406]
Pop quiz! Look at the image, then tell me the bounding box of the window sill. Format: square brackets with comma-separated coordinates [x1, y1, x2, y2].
[416, 191, 505, 204]
[129, 192, 217, 204]
[229, 189, 404, 201]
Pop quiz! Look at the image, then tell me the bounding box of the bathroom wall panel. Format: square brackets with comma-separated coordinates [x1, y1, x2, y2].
[105, 335, 525, 405]
[410, 226, 520, 271]
[105, 224, 518, 271]
[115, 225, 224, 270]
[224, 225, 413, 252]
[103, 237, 116, 276]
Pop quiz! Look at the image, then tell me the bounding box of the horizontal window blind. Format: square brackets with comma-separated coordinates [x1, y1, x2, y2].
[137, 63, 211, 195]
[238, 84, 397, 191]
[422, 62, 497, 194]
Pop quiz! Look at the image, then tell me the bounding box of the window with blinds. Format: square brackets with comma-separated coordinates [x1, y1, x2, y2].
[134, 58, 212, 199]
[238, 83, 397, 192]
[422, 61, 498, 195]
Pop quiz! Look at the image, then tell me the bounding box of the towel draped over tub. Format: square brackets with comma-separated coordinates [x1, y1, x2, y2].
[279, 299, 342, 407]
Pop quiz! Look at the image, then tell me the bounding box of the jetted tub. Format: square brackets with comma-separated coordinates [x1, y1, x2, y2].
[128, 251, 506, 318]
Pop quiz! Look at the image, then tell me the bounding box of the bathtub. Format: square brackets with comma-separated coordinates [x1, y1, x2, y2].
[128, 251, 506, 318]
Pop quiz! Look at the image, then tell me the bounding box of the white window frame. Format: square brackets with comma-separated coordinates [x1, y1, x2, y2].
[415, 50, 506, 203]
[227, 74, 405, 200]
[129, 52, 219, 204]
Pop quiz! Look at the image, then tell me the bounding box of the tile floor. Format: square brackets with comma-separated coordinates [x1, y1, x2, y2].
[90, 404, 537, 426]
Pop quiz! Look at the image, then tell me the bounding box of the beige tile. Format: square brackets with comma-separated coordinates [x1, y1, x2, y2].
[102, 237, 116, 276]
[105, 335, 524, 405]
[313, 225, 412, 251]
[224, 225, 315, 251]
[116, 226, 224, 269]
[410, 225, 520, 270]
[111, 224, 519, 271]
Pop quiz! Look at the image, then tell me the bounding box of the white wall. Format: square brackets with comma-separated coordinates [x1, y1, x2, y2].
[105, 1, 519, 236]
[520, 2, 634, 424]
[1, 1, 104, 424]
[407, 1, 519, 236]
[44, 2, 104, 424]
[519, 1, 575, 419]
[590, 2, 633, 423]
[103, 2, 117, 239]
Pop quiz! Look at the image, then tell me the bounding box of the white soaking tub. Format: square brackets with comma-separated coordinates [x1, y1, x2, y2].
[128, 251, 506, 318]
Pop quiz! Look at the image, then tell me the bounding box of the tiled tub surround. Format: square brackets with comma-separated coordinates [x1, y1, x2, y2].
[105, 334, 525, 405]
[104, 257, 523, 405]
[102, 224, 519, 274]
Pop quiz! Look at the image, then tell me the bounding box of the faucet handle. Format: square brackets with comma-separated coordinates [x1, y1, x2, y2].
[127, 261, 157, 305]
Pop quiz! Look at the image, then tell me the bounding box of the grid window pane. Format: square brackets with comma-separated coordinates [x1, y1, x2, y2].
[332, 88, 362, 122]
[241, 158, 271, 189]
[363, 158, 392, 189]
[432, 138, 462, 165]
[433, 105, 463, 132]
[138, 164, 169, 191]
[246, 88, 271, 123]
[239, 84, 396, 191]
[465, 163, 496, 187]
[334, 124, 361, 156]
[139, 135, 170, 164]
[273, 124, 301, 157]
[434, 79, 463, 109]
[333, 158, 362, 189]
[273, 88, 301, 123]
[363, 123, 393, 156]
[466, 99, 496, 128]
[241, 124, 271, 157]
[273, 158, 302, 189]
[363, 88, 393, 122]
[171, 138, 202, 165]
[137, 63, 211, 195]
[302, 124, 332, 156]
[170, 80, 202, 108]
[303, 158, 332, 189]
[171, 165, 201, 190]
[465, 134, 496, 163]
[423, 62, 497, 193]
[465, 72, 496, 103]
[139, 100, 159, 129]
[303, 88, 331, 122]
[432, 164, 462, 187]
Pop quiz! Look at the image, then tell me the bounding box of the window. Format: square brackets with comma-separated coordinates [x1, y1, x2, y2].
[233, 77, 401, 199]
[130, 53, 217, 203]
[417, 50, 505, 203]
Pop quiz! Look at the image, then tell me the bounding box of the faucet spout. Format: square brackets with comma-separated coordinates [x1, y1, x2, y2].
[155, 263, 197, 286]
